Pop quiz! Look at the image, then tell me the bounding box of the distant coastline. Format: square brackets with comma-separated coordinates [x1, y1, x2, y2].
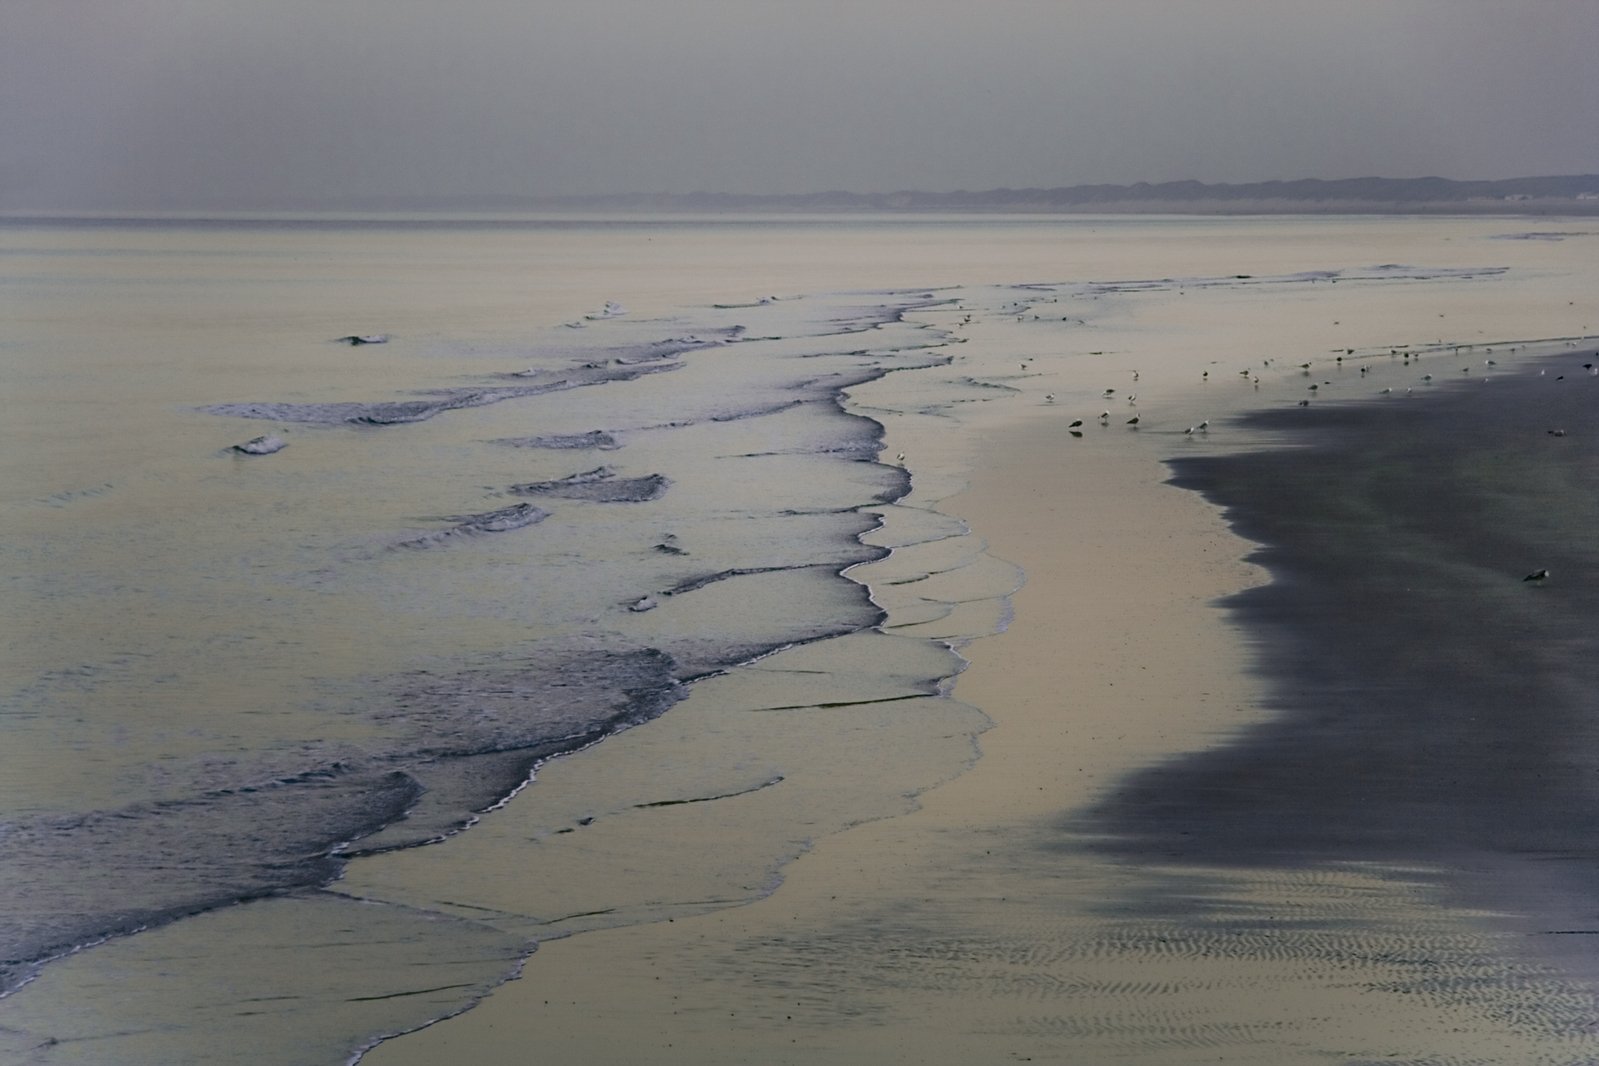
[8, 174, 1599, 219]
[496, 174, 1599, 216]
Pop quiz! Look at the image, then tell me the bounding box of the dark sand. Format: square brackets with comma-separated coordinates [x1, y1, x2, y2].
[1085, 349, 1599, 998]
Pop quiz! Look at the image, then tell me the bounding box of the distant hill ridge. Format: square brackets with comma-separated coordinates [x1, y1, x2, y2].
[329, 174, 1599, 215]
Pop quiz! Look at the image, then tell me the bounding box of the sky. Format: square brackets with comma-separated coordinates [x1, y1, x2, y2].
[4, 1, 1598, 210]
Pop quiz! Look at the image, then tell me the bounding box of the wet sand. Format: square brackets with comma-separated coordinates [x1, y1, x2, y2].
[350, 213, 1599, 1062]
[367, 355, 1599, 1064]
[364, 391, 1267, 1064]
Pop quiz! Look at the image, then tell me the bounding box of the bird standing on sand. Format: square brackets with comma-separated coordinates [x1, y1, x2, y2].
[1068, 419, 1083, 429]
[1126, 415, 1140, 427]
[1524, 569, 1550, 583]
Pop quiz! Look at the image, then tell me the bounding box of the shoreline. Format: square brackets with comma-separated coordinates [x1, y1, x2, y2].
[361, 387, 1277, 1064]
[365, 345, 1599, 1066]
[9, 215, 1598, 1063]
[353, 213, 1599, 1060]
[13, 172, 1599, 221]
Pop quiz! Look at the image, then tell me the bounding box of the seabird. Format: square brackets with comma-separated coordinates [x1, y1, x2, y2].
[1068, 419, 1083, 429]
[1126, 415, 1140, 426]
[586, 301, 627, 320]
[1045, 393, 1056, 403]
[232, 434, 287, 456]
[1524, 569, 1550, 583]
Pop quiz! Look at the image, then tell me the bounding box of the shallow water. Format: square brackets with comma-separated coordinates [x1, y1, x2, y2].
[3, 215, 1598, 1063]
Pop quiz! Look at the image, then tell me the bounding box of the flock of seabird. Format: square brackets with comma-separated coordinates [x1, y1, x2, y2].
[1028, 337, 1599, 447]
[1001, 332, 1593, 588]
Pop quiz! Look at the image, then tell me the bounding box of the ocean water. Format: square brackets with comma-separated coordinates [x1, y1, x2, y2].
[3, 215, 1598, 1064]
[0, 217, 1026, 1062]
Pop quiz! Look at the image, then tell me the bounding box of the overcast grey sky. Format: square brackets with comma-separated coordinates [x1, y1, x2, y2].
[4, 1, 1598, 210]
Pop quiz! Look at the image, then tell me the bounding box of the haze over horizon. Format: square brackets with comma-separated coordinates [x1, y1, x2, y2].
[5, 1, 1599, 212]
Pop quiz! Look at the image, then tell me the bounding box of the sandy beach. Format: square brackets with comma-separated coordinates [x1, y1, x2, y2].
[359, 225, 1599, 1065]
[369, 385, 1599, 1066]
[363, 392, 1277, 1064]
[6, 216, 1599, 1065]
[7, 4, 1599, 1060]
